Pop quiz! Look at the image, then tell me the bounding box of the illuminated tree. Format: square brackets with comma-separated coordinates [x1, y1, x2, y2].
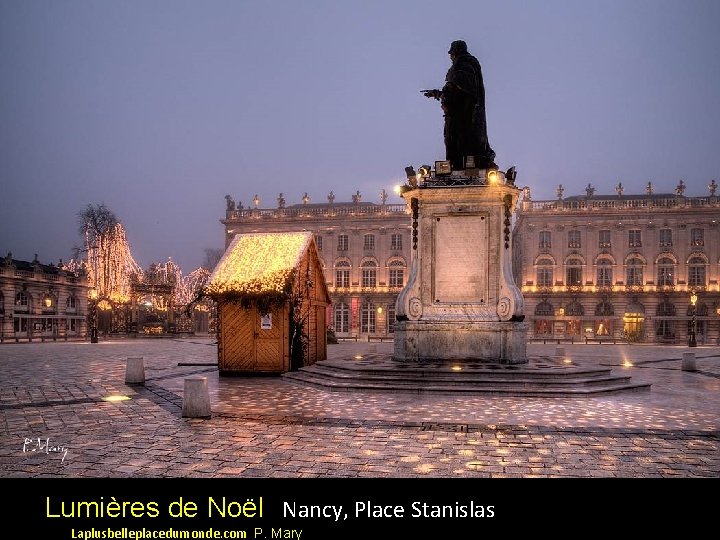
[76, 203, 142, 303]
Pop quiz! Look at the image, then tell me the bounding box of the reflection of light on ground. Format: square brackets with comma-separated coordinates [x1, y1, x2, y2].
[102, 395, 131, 402]
[401, 455, 421, 462]
[354, 355, 363, 359]
[465, 461, 484, 469]
[451, 366, 462, 371]
[363, 449, 378, 456]
[413, 463, 436, 474]
[620, 351, 633, 367]
[563, 358, 573, 364]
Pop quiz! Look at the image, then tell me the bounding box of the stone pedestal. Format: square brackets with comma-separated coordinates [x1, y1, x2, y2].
[394, 170, 528, 364]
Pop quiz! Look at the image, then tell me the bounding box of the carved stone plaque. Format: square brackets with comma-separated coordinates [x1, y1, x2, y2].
[433, 214, 488, 303]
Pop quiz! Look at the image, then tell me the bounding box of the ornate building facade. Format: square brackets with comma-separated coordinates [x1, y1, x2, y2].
[221, 191, 410, 339]
[0, 253, 90, 342]
[513, 181, 720, 344]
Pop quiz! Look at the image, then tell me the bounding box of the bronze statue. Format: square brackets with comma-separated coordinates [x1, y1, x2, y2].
[423, 40, 496, 171]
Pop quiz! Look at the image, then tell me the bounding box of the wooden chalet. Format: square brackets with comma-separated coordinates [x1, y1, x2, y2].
[205, 231, 330, 374]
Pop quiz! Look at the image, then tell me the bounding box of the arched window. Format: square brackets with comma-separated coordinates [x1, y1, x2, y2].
[535, 301, 553, 316]
[565, 258, 583, 286]
[687, 301, 708, 317]
[566, 301, 584, 316]
[334, 260, 350, 288]
[361, 260, 377, 288]
[536, 258, 554, 287]
[688, 256, 706, 288]
[657, 257, 675, 287]
[626, 257, 644, 286]
[596, 258, 613, 287]
[388, 259, 405, 288]
[656, 299, 676, 316]
[595, 300, 614, 316]
[66, 295, 77, 312]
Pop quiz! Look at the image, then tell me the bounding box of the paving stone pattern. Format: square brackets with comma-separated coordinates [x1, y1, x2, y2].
[1, 339, 718, 477]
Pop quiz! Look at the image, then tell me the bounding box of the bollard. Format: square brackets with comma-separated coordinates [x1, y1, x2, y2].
[681, 352, 697, 372]
[182, 376, 211, 418]
[125, 357, 145, 385]
[555, 347, 565, 357]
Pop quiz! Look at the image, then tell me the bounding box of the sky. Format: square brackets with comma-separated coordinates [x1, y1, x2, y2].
[1, 0, 719, 272]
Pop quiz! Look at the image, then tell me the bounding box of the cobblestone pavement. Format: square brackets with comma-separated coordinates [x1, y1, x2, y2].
[0, 338, 718, 478]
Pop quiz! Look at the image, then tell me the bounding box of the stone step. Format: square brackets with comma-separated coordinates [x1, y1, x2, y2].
[306, 361, 620, 382]
[287, 367, 634, 389]
[283, 371, 650, 397]
[281, 356, 651, 397]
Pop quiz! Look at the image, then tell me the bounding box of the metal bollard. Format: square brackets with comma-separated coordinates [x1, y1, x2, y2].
[125, 357, 145, 385]
[182, 376, 211, 418]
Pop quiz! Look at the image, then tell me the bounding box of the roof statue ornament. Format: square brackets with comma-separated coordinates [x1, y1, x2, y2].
[646, 181, 654, 196]
[380, 188, 388, 204]
[585, 183, 595, 198]
[709, 179, 718, 196]
[352, 190, 362, 204]
[277, 193, 286, 209]
[225, 195, 235, 212]
[327, 191, 335, 204]
[556, 184, 564, 200]
[302, 192, 310, 205]
[505, 166, 517, 186]
[422, 40, 496, 171]
[675, 180, 686, 197]
[615, 182, 624, 197]
[253, 194, 260, 208]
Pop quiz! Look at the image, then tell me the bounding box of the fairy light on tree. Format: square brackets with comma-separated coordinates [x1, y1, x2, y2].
[77, 204, 142, 303]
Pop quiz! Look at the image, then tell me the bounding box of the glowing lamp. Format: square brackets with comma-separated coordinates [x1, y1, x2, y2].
[44, 297, 52, 308]
[89, 288, 98, 300]
[487, 169, 499, 184]
[377, 306, 383, 314]
[690, 292, 698, 306]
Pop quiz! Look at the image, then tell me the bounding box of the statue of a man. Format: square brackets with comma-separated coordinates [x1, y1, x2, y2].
[424, 40, 496, 171]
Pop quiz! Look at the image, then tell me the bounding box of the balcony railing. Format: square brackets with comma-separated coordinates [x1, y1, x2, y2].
[524, 196, 716, 213]
[227, 203, 407, 220]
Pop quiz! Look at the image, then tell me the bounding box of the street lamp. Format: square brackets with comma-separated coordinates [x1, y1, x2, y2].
[89, 288, 99, 343]
[688, 291, 698, 348]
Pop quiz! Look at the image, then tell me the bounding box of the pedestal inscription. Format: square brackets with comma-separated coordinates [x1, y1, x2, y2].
[434, 214, 488, 303]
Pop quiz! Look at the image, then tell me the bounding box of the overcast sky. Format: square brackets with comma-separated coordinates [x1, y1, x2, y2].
[2, 0, 719, 272]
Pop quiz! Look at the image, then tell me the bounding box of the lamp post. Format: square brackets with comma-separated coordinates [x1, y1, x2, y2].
[89, 288, 98, 343]
[688, 291, 697, 348]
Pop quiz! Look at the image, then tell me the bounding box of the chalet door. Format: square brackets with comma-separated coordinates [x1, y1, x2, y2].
[254, 307, 287, 372]
[219, 302, 288, 372]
